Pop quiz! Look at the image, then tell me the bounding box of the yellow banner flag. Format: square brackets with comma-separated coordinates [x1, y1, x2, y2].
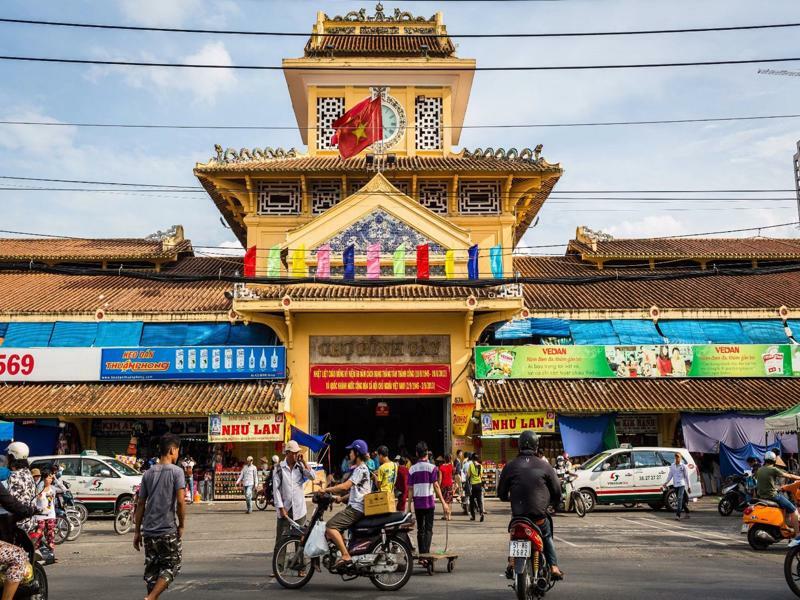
[291, 244, 306, 277]
[452, 401, 476, 436]
[445, 249, 455, 279]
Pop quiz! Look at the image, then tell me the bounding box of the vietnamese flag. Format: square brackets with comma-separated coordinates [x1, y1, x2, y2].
[330, 96, 383, 159]
[243, 245, 257, 277]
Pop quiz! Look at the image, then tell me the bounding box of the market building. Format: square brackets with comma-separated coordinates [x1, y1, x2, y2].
[2, 4, 800, 493]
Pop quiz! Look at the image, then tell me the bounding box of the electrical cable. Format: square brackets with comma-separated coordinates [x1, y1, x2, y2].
[2, 54, 800, 71]
[3, 17, 800, 39]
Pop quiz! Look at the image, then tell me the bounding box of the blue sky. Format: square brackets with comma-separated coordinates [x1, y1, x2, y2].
[1, 0, 799, 254]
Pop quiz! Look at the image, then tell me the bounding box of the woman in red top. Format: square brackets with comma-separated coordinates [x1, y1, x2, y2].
[438, 454, 454, 521]
[394, 455, 410, 512]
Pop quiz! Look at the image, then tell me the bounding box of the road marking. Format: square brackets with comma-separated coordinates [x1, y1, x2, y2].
[618, 517, 729, 546]
[553, 535, 581, 548]
[633, 516, 746, 543]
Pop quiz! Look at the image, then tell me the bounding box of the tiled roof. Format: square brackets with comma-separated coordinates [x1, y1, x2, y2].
[0, 270, 231, 315]
[0, 381, 281, 417]
[514, 255, 800, 311]
[481, 378, 800, 414]
[570, 237, 800, 260]
[247, 282, 508, 301]
[195, 154, 559, 175]
[305, 34, 454, 57]
[0, 238, 192, 262]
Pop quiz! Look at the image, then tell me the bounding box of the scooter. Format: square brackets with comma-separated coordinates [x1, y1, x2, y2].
[256, 477, 273, 511]
[507, 514, 557, 599]
[718, 474, 751, 516]
[0, 527, 49, 599]
[114, 485, 139, 535]
[273, 492, 415, 592]
[742, 487, 799, 550]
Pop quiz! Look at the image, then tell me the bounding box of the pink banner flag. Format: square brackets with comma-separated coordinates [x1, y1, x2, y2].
[367, 242, 381, 279]
[316, 245, 331, 278]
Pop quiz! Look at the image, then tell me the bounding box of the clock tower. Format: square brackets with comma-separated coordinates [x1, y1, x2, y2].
[283, 3, 476, 158]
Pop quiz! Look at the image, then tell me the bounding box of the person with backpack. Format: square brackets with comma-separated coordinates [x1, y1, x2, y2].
[133, 433, 186, 600]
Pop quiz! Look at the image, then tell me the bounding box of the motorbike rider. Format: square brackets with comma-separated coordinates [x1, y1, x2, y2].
[756, 451, 800, 536]
[0, 454, 38, 600]
[5, 443, 36, 535]
[497, 430, 563, 580]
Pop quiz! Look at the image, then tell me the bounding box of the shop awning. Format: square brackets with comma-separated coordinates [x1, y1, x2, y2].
[766, 404, 800, 434]
[0, 381, 283, 417]
[480, 378, 800, 414]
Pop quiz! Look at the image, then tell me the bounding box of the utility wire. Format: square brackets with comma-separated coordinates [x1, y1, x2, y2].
[3, 17, 800, 39]
[2, 54, 800, 71]
[3, 113, 800, 131]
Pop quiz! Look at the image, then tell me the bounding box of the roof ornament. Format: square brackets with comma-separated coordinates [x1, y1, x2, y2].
[211, 144, 298, 163]
[577, 226, 615, 244]
[461, 145, 545, 163]
[326, 4, 435, 22]
[145, 225, 182, 242]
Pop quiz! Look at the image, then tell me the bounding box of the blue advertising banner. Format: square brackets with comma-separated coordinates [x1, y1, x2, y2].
[100, 346, 286, 381]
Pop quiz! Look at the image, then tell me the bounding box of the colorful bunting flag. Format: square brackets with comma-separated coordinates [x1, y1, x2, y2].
[316, 245, 331, 278]
[490, 244, 503, 278]
[445, 249, 455, 279]
[367, 242, 381, 279]
[468, 244, 479, 280]
[243, 245, 257, 277]
[393, 243, 406, 277]
[343, 245, 355, 280]
[291, 244, 306, 277]
[267, 245, 281, 277]
[416, 244, 430, 280]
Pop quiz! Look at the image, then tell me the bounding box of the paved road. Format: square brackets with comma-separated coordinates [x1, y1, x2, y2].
[47, 498, 794, 599]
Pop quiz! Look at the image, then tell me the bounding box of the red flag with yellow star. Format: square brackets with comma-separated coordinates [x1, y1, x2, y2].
[330, 96, 383, 159]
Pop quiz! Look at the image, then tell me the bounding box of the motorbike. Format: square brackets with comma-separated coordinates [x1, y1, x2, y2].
[0, 527, 49, 599]
[273, 492, 415, 592]
[785, 538, 800, 597]
[508, 515, 557, 599]
[718, 474, 751, 516]
[557, 472, 586, 518]
[256, 477, 273, 511]
[114, 485, 139, 535]
[742, 489, 799, 550]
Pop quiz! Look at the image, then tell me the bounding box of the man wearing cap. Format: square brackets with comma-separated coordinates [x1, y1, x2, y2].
[273, 440, 314, 562]
[236, 456, 259, 514]
[324, 439, 372, 569]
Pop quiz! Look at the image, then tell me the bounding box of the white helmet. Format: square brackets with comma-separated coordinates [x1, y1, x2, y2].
[764, 451, 777, 463]
[6, 441, 30, 460]
[272, 455, 280, 464]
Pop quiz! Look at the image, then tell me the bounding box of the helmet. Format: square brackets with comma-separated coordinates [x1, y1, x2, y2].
[272, 455, 280, 464]
[764, 451, 777, 463]
[6, 442, 29, 461]
[556, 456, 565, 465]
[518, 430, 540, 452]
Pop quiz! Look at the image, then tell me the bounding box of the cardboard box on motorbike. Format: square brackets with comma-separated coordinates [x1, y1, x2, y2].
[364, 491, 396, 516]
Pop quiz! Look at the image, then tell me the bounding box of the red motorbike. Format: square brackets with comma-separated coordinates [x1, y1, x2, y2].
[114, 485, 139, 535]
[508, 515, 557, 599]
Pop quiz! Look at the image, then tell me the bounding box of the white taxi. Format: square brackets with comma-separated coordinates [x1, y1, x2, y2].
[572, 446, 702, 512]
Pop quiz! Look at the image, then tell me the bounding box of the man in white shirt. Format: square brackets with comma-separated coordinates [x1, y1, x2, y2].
[273, 441, 314, 559]
[663, 452, 692, 520]
[236, 456, 259, 514]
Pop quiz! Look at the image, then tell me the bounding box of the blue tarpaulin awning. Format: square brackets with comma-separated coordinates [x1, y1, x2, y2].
[569, 321, 620, 345]
[699, 321, 750, 344]
[94, 322, 144, 347]
[610, 320, 664, 344]
[740, 320, 789, 344]
[49, 321, 98, 347]
[0, 421, 13, 441]
[495, 320, 531, 340]
[657, 320, 707, 344]
[1, 322, 54, 347]
[140, 323, 189, 346]
[184, 323, 230, 346]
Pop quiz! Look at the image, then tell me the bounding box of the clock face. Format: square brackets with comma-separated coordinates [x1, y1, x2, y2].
[378, 95, 406, 149]
[382, 104, 399, 141]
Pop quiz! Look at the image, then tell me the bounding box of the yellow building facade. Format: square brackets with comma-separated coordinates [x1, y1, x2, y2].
[194, 4, 562, 459]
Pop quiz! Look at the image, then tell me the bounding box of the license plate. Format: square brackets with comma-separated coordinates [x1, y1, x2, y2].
[509, 541, 532, 558]
[740, 524, 749, 534]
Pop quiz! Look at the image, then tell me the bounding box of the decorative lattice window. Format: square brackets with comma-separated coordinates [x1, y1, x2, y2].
[316, 97, 345, 150]
[415, 96, 442, 150]
[257, 180, 301, 215]
[349, 180, 368, 196]
[418, 180, 449, 214]
[458, 180, 501, 214]
[311, 180, 343, 215]
[391, 180, 411, 196]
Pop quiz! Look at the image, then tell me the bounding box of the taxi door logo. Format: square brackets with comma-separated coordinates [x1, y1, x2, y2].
[609, 472, 620, 482]
[90, 479, 103, 490]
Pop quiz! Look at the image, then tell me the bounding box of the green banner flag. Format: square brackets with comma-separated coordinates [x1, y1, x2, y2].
[393, 244, 406, 277]
[267, 245, 281, 277]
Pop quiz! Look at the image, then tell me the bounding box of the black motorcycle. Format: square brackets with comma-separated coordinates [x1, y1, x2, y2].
[273, 492, 415, 592]
[0, 527, 49, 599]
[256, 477, 273, 512]
[718, 474, 751, 516]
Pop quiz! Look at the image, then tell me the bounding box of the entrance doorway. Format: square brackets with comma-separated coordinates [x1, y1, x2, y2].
[315, 397, 447, 474]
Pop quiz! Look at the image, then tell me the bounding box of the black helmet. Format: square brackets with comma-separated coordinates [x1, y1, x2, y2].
[519, 430, 540, 452]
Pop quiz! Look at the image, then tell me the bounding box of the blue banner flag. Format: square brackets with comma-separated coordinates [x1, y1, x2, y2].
[467, 244, 479, 279]
[490, 244, 503, 278]
[343, 245, 355, 280]
[290, 426, 328, 453]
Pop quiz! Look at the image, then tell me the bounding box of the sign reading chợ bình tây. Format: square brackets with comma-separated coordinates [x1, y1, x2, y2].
[474, 344, 800, 379]
[208, 413, 284, 442]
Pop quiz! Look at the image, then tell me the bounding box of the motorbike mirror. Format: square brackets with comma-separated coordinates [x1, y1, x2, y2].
[99, 469, 111, 477]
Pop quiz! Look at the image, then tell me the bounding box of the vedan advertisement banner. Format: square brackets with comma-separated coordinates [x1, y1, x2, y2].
[0, 348, 101, 382]
[208, 413, 284, 442]
[475, 344, 800, 380]
[101, 346, 286, 381]
[481, 411, 556, 437]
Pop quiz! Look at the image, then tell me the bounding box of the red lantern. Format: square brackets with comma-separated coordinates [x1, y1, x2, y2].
[375, 402, 390, 417]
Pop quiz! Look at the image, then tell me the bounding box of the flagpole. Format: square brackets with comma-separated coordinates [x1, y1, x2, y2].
[369, 86, 387, 172]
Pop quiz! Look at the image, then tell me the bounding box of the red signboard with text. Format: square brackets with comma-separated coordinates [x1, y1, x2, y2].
[309, 364, 451, 396]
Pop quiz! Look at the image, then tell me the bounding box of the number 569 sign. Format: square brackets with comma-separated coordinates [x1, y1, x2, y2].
[0, 348, 101, 382]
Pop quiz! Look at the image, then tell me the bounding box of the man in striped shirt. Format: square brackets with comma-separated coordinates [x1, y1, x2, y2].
[409, 441, 449, 555]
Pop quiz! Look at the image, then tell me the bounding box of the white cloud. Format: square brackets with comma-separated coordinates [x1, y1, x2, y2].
[117, 0, 239, 27]
[606, 215, 687, 238]
[86, 42, 237, 106]
[0, 110, 77, 155]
